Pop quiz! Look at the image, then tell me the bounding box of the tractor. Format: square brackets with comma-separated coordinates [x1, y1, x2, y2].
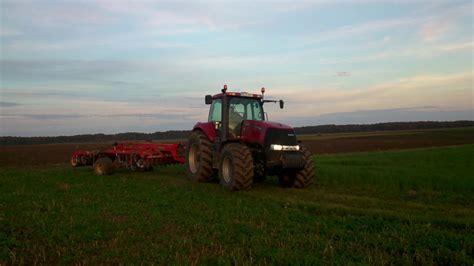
[186, 85, 314, 190]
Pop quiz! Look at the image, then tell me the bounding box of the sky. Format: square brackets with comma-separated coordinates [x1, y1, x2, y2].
[0, 0, 472, 137]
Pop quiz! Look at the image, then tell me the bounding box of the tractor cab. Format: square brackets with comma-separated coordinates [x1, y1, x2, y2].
[206, 89, 265, 140]
[205, 85, 284, 141]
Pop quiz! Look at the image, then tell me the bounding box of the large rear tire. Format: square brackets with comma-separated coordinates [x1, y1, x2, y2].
[94, 157, 113, 175]
[186, 131, 214, 182]
[219, 143, 254, 191]
[278, 145, 314, 188]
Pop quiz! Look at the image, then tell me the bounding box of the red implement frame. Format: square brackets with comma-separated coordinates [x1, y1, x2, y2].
[71, 142, 185, 172]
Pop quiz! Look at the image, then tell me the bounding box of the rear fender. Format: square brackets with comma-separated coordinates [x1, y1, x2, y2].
[193, 122, 217, 142]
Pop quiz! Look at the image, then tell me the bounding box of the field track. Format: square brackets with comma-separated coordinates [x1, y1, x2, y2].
[1, 128, 473, 167]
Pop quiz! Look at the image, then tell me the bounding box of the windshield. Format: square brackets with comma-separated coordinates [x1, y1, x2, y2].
[229, 97, 264, 121]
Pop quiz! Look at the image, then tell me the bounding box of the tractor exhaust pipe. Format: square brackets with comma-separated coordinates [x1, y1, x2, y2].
[221, 84, 229, 142]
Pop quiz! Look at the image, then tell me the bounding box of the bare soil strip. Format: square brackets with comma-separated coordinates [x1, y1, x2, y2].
[1, 129, 473, 166]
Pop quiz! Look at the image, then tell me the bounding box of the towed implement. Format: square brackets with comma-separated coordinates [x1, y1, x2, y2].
[71, 142, 185, 175]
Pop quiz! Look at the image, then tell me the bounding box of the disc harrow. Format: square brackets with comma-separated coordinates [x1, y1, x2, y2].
[71, 142, 185, 175]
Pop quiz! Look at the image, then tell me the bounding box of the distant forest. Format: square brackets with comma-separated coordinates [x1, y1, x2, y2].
[2, 121, 473, 146]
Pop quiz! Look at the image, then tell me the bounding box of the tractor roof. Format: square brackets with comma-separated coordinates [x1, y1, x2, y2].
[212, 92, 263, 99]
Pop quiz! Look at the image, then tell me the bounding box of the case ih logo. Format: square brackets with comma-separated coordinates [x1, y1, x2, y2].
[288, 133, 295, 137]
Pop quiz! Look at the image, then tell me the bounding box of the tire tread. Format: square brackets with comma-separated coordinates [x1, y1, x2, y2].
[186, 131, 214, 182]
[221, 143, 254, 191]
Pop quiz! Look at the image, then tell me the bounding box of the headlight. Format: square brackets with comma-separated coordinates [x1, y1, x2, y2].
[270, 144, 283, 151]
[270, 144, 299, 151]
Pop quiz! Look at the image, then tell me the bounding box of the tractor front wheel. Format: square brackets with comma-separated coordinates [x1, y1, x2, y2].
[219, 143, 254, 191]
[278, 145, 314, 188]
[186, 131, 214, 182]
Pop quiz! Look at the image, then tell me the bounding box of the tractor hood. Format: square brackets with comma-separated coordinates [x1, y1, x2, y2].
[254, 121, 293, 130]
[240, 120, 297, 147]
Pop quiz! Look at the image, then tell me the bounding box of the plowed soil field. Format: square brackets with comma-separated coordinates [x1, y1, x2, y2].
[1, 128, 473, 167]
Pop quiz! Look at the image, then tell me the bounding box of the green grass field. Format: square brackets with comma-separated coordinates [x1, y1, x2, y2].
[1, 145, 473, 264]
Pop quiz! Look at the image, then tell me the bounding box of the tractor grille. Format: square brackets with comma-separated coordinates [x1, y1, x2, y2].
[264, 128, 298, 149]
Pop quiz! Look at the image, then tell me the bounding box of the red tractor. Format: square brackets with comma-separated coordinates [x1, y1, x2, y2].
[186, 85, 314, 190]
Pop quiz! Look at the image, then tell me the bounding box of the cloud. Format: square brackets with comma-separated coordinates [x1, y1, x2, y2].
[1, 1, 115, 27]
[0, 112, 189, 120]
[0, 111, 204, 137]
[301, 16, 418, 45]
[1, 59, 138, 78]
[299, 1, 471, 47]
[0, 101, 20, 107]
[0, 94, 209, 136]
[150, 42, 191, 49]
[0, 0, 321, 48]
[318, 41, 474, 65]
[1, 88, 85, 99]
[95, 1, 315, 32]
[0, 91, 207, 120]
[271, 71, 473, 118]
[283, 107, 474, 127]
[20, 114, 83, 120]
[420, 20, 452, 42]
[418, 1, 472, 42]
[0, 26, 21, 37]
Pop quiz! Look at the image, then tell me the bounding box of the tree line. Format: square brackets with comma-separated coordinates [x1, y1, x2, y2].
[294, 120, 474, 134]
[1, 121, 473, 146]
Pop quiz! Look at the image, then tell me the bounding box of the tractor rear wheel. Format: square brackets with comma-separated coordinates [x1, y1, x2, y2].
[278, 145, 314, 188]
[186, 131, 214, 182]
[94, 157, 113, 175]
[219, 143, 254, 191]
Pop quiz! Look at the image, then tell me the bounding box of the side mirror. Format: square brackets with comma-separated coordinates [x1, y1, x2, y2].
[205, 95, 212, 105]
[279, 100, 284, 109]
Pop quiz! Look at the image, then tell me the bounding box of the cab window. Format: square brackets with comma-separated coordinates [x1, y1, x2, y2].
[229, 98, 263, 121]
[208, 99, 222, 122]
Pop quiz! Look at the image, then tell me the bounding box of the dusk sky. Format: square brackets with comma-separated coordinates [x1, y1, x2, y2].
[0, 0, 472, 136]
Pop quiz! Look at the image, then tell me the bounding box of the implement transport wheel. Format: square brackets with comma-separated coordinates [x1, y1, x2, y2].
[130, 155, 149, 172]
[278, 145, 314, 188]
[136, 158, 150, 172]
[94, 157, 113, 175]
[186, 131, 214, 182]
[71, 156, 80, 167]
[219, 143, 254, 191]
